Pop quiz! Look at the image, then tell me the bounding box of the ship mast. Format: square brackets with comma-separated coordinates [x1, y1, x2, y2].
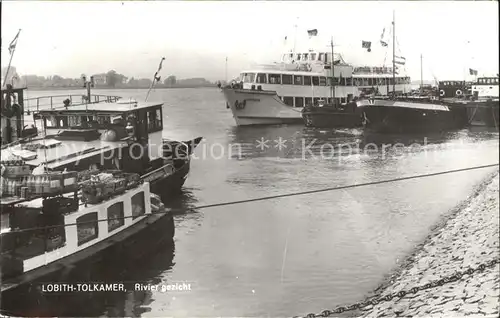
[145, 57, 165, 102]
[292, 17, 298, 58]
[392, 10, 396, 96]
[330, 36, 335, 101]
[225, 56, 228, 84]
[420, 53, 423, 90]
[3, 29, 21, 88]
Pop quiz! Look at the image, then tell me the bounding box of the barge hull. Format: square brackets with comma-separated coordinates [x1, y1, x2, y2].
[302, 111, 362, 128]
[1, 211, 174, 295]
[358, 99, 468, 134]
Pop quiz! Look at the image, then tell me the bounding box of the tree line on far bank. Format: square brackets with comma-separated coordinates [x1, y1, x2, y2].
[1, 67, 219, 89]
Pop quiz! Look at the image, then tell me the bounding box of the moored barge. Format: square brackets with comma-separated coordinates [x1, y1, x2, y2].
[1, 167, 174, 294]
[302, 99, 362, 128]
[356, 12, 468, 134]
[357, 96, 468, 133]
[436, 77, 499, 128]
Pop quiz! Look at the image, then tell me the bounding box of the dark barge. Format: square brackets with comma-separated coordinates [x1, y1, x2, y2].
[357, 96, 468, 134]
[302, 99, 362, 128]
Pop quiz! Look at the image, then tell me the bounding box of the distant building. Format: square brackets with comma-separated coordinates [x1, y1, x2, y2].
[92, 73, 107, 86]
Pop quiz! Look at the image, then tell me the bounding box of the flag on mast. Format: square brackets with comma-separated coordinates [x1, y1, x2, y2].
[469, 68, 478, 76]
[380, 28, 388, 47]
[307, 29, 318, 37]
[154, 57, 165, 82]
[394, 55, 406, 65]
[362, 40, 372, 52]
[8, 29, 21, 55]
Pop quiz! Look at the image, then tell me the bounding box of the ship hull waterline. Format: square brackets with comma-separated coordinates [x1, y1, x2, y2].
[358, 99, 468, 134]
[0, 209, 175, 297]
[222, 88, 304, 126]
[146, 136, 202, 195]
[463, 101, 500, 128]
[302, 106, 363, 128]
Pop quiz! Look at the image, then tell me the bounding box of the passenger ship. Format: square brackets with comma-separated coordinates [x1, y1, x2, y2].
[222, 37, 412, 126]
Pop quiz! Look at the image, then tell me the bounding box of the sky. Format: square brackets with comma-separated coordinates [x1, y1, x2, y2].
[1, 1, 499, 82]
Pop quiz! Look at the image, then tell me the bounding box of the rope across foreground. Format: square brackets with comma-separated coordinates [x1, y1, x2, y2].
[4, 163, 499, 234]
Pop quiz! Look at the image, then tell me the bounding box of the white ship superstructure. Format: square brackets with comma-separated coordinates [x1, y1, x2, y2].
[472, 76, 499, 99]
[222, 31, 412, 126]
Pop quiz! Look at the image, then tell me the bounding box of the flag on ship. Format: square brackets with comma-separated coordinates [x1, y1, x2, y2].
[153, 57, 165, 83]
[380, 28, 388, 47]
[361, 40, 372, 52]
[469, 68, 478, 76]
[8, 29, 21, 55]
[394, 55, 406, 65]
[307, 29, 318, 37]
[157, 57, 165, 72]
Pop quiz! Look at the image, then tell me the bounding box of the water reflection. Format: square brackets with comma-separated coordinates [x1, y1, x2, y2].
[2, 240, 176, 317]
[161, 188, 199, 214]
[1, 189, 184, 317]
[225, 125, 485, 162]
[229, 126, 498, 161]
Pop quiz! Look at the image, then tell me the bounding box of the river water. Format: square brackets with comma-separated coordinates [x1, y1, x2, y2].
[13, 88, 500, 317]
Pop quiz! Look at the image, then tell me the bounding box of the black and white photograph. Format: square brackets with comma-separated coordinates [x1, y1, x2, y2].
[0, 1, 499, 317]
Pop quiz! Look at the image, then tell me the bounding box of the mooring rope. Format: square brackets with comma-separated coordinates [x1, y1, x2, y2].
[4, 163, 499, 234]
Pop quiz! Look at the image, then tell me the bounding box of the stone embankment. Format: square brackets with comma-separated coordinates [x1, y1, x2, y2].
[358, 172, 499, 317]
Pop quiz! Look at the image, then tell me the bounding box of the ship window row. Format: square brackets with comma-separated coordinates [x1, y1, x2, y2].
[354, 67, 395, 74]
[282, 52, 331, 63]
[354, 77, 410, 86]
[76, 191, 145, 246]
[42, 107, 163, 133]
[44, 114, 124, 129]
[242, 72, 410, 86]
[279, 96, 354, 108]
[477, 78, 499, 85]
[441, 81, 465, 87]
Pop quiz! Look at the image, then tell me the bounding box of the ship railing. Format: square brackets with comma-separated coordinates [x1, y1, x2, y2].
[23, 94, 122, 114]
[250, 62, 320, 72]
